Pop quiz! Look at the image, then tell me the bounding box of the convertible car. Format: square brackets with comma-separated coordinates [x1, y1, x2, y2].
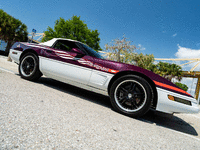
[9, 38, 199, 117]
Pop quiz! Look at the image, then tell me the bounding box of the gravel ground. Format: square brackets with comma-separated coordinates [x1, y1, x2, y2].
[0, 56, 200, 149]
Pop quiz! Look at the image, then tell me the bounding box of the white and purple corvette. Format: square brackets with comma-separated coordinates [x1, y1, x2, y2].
[9, 38, 199, 117]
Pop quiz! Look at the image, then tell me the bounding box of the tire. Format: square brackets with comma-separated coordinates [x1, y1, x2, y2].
[19, 52, 42, 81]
[110, 75, 153, 117]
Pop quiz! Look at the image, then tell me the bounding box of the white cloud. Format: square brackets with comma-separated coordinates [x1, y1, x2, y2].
[174, 45, 200, 97]
[172, 33, 177, 37]
[175, 44, 200, 58]
[174, 45, 200, 71]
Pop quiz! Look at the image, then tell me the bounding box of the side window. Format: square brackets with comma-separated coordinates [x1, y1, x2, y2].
[53, 40, 88, 55]
[53, 40, 71, 51]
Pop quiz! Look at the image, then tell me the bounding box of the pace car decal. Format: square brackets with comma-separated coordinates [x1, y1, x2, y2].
[78, 58, 119, 74]
[55, 50, 74, 60]
[153, 80, 191, 97]
[22, 43, 50, 50]
[78, 58, 93, 67]
[53, 50, 119, 74]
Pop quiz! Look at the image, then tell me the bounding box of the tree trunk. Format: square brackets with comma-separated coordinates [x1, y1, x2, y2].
[5, 41, 13, 56]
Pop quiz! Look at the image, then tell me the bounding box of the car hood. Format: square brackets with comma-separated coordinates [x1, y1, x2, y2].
[94, 58, 192, 98]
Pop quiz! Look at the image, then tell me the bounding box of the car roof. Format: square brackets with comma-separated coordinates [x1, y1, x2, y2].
[39, 38, 79, 47]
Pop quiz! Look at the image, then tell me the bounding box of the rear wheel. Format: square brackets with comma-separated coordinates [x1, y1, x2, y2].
[110, 75, 153, 117]
[19, 53, 42, 81]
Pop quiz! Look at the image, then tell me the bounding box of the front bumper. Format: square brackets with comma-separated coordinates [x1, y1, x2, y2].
[156, 87, 199, 114]
[9, 49, 22, 64]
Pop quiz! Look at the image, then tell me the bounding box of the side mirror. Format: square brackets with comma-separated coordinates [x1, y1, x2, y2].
[72, 48, 85, 55]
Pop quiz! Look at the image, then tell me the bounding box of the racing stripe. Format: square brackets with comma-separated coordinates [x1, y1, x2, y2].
[153, 80, 191, 97]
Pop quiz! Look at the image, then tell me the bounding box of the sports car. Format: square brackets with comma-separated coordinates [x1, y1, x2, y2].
[9, 38, 199, 117]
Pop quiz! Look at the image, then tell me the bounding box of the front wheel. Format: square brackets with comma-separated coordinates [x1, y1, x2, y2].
[110, 75, 153, 117]
[19, 53, 42, 81]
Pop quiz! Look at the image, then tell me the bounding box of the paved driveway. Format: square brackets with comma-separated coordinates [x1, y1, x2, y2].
[0, 56, 200, 149]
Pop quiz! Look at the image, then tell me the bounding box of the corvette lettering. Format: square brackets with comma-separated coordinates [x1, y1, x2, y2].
[94, 63, 109, 72]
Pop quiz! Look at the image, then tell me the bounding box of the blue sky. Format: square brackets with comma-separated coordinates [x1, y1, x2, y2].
[1, 0, 200, 95]
[1, 0, 200, 58]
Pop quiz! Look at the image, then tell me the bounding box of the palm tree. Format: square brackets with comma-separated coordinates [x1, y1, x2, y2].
[0, 9, 28, 55]
[155, 62, 182, 81]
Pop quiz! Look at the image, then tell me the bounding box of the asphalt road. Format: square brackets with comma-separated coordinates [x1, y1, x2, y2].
[0, 55, 200, 149]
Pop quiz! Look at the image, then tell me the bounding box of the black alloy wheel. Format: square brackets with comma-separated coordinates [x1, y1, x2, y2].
[110, 75, 153, 117]
[19, 52, 42, 81]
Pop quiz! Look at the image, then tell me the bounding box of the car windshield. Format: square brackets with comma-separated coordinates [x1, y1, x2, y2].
[78, 43, 104, 59]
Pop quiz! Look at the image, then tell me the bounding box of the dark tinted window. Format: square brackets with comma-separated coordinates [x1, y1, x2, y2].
[53, 40, 104, 59]
[53, 40, 79, 51]
[78, 43, 103, 59]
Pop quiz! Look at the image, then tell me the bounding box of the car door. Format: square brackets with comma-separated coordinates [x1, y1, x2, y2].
[40, 40, 93, 85]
